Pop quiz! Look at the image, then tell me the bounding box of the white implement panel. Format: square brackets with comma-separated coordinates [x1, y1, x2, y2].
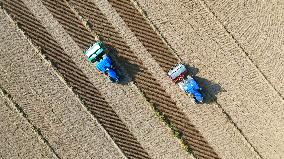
[168, 64, 187, 80]
[85, 44, 101, 57]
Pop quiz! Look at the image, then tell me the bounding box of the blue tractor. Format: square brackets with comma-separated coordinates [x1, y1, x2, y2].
[83, 41, 119, 82]
[168, 64, 203, 103]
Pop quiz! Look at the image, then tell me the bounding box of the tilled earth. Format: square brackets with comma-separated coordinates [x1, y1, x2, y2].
[0, 0, 283, 159]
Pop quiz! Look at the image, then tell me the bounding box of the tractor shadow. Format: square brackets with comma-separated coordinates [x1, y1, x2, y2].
[105, 44, 140, 85]
[184, 64, 225, 104]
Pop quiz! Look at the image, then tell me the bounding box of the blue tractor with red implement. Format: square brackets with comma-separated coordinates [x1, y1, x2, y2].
[168, 64, 203, 103]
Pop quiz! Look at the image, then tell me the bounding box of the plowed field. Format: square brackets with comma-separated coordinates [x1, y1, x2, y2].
[2, 0, 149, 158]
[0, 0, 283, 159]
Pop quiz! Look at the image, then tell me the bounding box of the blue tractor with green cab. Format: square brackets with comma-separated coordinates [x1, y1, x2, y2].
[84, 41, 119, 83]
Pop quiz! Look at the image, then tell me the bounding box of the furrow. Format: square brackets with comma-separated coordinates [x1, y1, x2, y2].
[107, 0, 179, 72]
[3, 1, 149, 158]
[36, 0, 151, 158]
[66, 0, 220, 158]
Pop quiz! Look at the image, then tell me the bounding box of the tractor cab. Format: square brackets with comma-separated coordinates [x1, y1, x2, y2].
[84, 41, 106, 63]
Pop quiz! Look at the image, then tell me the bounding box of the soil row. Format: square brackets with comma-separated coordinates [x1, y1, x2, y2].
[107, 0, 178, 72]
[2, 0, 149, 158]
[68, 0, 220, 158]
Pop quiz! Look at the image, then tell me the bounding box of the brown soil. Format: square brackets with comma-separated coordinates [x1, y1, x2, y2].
[0, 91, 58, 159]
[0, 8, 126, 159]
[131, 0, 284, 158]
[20, 0, 197, 158]
[65, 0, 217, 158]
[1, 0, 283, 158]
[2, 0, 149, 158]
[92, 0, 260, 158]
[204, 0, 284, 98]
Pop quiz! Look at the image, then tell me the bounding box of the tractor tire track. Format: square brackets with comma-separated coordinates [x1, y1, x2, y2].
[67, 0, 220, 158]
[107, 0, 179, 72]
[2, 1, 150, 159]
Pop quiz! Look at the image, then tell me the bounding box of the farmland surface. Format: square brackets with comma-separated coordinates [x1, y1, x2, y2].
[0, 90, 57, 159]
[0, 0, 283, 159]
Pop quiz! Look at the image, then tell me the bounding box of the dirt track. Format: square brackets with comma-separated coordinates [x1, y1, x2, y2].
[2, 0, 150, 158]
[1, 0, 195, 158]
[65, 0, 218, 158]
[0, 90, 57, 159]
[204, 0, 284, 98]
[131, 0, 284, 158]
[0, 0, 283, 158]
[0, 9, 126, 159]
